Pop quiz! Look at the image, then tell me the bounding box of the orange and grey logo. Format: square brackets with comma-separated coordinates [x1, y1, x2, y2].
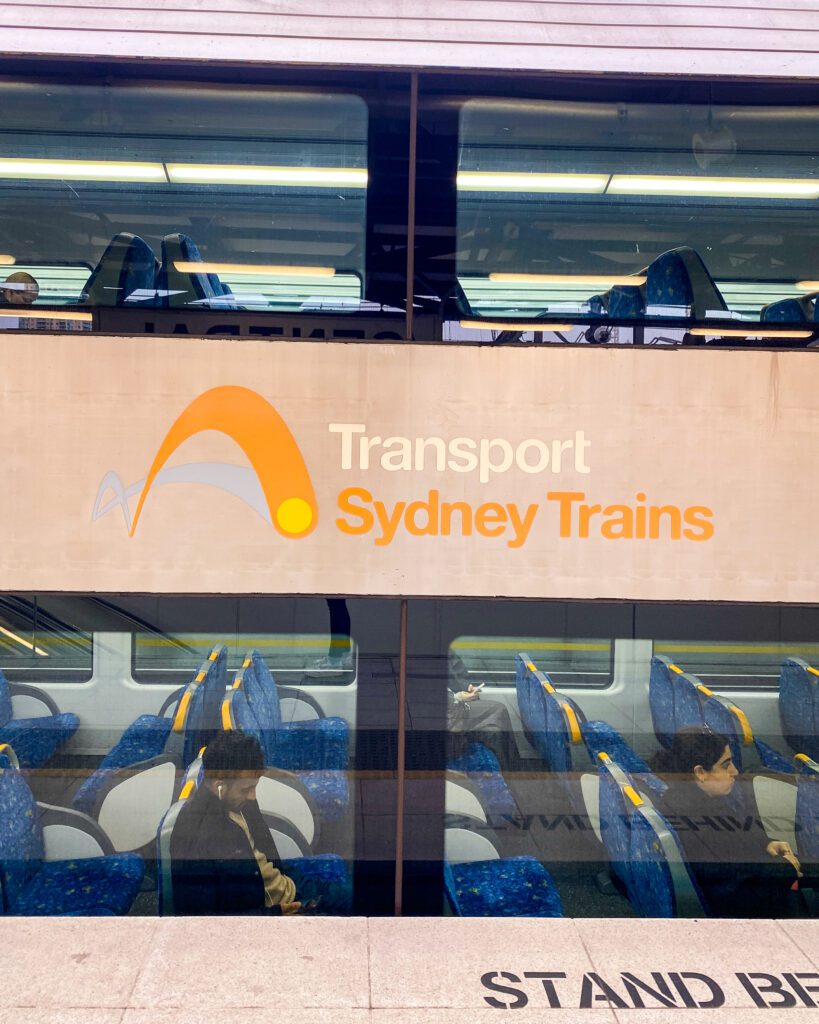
[92, 385, 317, 539]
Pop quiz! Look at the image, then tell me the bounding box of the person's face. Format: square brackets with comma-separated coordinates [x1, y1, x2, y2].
[216, 773, 259, 809]
[694, 744, 738, 797]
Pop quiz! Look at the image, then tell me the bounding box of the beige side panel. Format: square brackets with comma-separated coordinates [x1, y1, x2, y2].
[1, 0, 818, 77]
[1, 335, 817, 601]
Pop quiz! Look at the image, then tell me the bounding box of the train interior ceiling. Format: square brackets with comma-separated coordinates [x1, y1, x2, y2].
[0, 68, 818, 346]
[1, 594, 818, 918]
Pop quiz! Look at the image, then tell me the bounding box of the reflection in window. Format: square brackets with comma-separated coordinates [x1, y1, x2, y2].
[457, 98, 819, 330]
[0, 82, 367, 313]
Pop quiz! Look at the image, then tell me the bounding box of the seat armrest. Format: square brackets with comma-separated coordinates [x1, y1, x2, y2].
[278, 687, 326, 721]
[9, 682, 60, 717]
[159, 686, 185, 717]
[38, 802, 115, 860]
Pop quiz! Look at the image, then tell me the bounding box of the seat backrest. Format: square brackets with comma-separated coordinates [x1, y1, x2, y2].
[0, 669, 12, 728]
[518, 656, 584, 773]
[761, 296, 814, 323]
[780, 658, 819, 757]
[166, 645, 228, 766]
[81, 232, 158, 305]
[0, 757, 44, 912]
[607, 284, 645, 319]
[645, 246, 726, 318]
[156, 233, 234, 309]
[695, 684, 755, 771]
[628, 801, 707, 918]
[649, 656, 681, 749]
[795, 753, 819, 861]
[242, 649, 281, 763]
[581, 720, 666, 798]
[246, 650, 283, 729]
[673, 672, 706, 732]
[156, 777, 197, 916]
[514, 653, 535, 733]
[221, 668, 265, 747]
[515, 654, 548, 756]
[597, 754, 638, 895]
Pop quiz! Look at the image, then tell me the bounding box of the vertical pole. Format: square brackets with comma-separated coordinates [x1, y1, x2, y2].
[405, 71, 419, 342]
[393, 597, 408, 915]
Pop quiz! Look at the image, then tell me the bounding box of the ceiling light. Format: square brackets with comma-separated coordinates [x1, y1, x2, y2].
[0, 625, 48, 656]
[166, 164, 367, 188]
[795, 281, 819, 291]
[608, 175, 819, 199]
[457, 172, 609, 193]
[689, 327, 813, 339]
[460, 319, 573, 331]
[0, 158, 166, 182]
[489, 273, 646, 286]
[1, 309, 93, 323]
[0, 255, 15, 266]
[174, 262, 336, 278]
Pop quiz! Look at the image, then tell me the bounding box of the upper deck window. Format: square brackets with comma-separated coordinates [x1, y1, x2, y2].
[457, 98, 819, 340]
[0, 81, 367, 318]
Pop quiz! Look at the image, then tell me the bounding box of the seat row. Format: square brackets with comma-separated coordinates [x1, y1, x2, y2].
[581, 245, 818, 325]
[80, 231, 236, 308]
[650, 654, 817, 770]
[596, 749, 819, 917]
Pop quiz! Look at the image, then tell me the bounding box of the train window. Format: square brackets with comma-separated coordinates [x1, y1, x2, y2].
[0, 593, 403, 917]
[0, 595, 92, 683]
[451, 636, 613, 689]
[456, 96, 819, 337]
[0, 80, 367, 318]
[653, 640, 819, 690]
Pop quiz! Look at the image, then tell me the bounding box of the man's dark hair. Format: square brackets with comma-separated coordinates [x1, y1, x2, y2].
[202, 730, 265, 776]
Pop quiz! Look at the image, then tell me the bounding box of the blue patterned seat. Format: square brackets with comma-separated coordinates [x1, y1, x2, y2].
[628, 801, 707, 918]
[73, 645, 227, 815]
[81, 232, 159, 305]
[284, 853, 353, 914]
[597, 755, 637, 895]
[444, 856, 563, 917]
[225, 664, 349, 822]
[696, 683, 794, 775]
[645, 246, 726, 318]
[0, 670, 79, 769]
[780, 659, 819, 759]
[581, 720, 666, 798]
[446, 742, 518, 827]
[607, 284, 644, 319]
[794, 754, 819, 861]
[0, 756, 144, 916]
[157, 233, 236, 309]
[761, 296, 814, 323]
[649, 656, 680, 749]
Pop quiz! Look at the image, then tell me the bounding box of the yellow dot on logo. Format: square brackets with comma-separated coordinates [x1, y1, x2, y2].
[276, 497, 313, 536]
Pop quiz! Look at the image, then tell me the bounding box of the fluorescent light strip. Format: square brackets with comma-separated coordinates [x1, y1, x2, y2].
[489, 272, 646, 286]
[689, 327, 813, 339]
[174, 262, 335, 278]
[0, 255, 15, 266]
[0, 308, 93, 322]
[457, 171, 609, 194]
[796, 281, 819, 291]
[0, 625, 48, 657]
[0, 158, 166, 183]
[608, 175, 819, 200]
[460, 319, 573, 331]
[167, 164, 367, 188]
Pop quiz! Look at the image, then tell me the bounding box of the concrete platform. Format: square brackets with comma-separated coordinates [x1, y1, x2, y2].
[1, 918, 817, 1024]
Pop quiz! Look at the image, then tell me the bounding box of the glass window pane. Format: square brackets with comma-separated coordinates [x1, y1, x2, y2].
[0, 81, 367, 314]
[457, 97, 819, 334]
[0, 593, 400, 917]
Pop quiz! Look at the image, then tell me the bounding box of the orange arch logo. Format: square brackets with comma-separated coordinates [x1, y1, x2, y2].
[92, 385, 318, 540]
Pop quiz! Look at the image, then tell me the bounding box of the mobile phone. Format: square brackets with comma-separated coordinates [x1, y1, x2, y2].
[472, 682, 486, 692]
